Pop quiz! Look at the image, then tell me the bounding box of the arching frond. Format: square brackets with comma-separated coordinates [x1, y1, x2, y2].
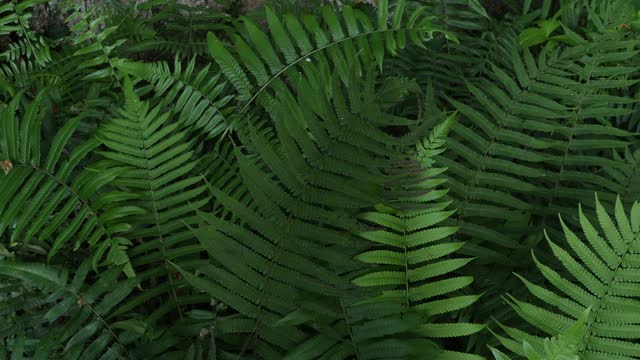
[0, 260, 137, 358]
[0, 91, 141, 274]
[114, 55, 234, 138]
[207, 2, 451, 109]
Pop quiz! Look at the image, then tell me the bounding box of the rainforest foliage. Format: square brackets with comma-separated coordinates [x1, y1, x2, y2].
[1, 0, 640, 358]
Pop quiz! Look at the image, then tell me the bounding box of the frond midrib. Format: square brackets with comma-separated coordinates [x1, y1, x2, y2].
[450, 82, 531, 242]
[241, 26, 437, 113]
[12, 162, 114, 255]
[578, 229, 640, 356]
[129, 105, 184, 319]
[539, 56, 598, 228]
[4, 263, 131, 358]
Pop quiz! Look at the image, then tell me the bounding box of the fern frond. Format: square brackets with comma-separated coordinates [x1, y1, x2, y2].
[0, 91, 141, 274]
[171, 58, 461, 358]
[495, 194, 640, 359]
[66, 6, 126, 81]
[600, 148, 640, 205]
[97, 76, 210, 333]
[208, 3, 450, 109]
[0, 45, 91, 99]
[489, 308, 589, 359]
[0, 0, 50, 66]
[0, 36, 51, 64]
[114, 55, 234, 138]
[353, 111, 483, 358]
[439, 38, 638, 264]
[0, 260, 137, 358]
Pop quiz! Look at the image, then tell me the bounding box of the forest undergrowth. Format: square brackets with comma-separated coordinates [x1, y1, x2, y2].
[1, 0, 640, 359]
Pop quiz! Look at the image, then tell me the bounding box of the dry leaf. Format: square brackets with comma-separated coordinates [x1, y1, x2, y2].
[0, 160, 13, 175]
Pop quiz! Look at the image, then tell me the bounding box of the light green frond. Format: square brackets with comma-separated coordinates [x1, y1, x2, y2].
[495, 194, 640, 359]
[353, 112, 482, 356]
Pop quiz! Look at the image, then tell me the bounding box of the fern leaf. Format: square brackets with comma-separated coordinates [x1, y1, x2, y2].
[495, 195, 640, 359]
[207, 4, 448, 114]
[0, 260, 136, 358]
[0, 91, 140, 275]
[98, 76, 209, 324]
[207, 32, 252, 101]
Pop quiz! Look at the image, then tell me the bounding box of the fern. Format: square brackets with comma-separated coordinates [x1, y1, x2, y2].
[0, 0, 50, 66]
[97, 76, 210, 332]
[409, 17, 640, 345]
[494, 194, 640, 359]
[1, 0, 640, 357]
[173, 57, 487, 357]
[0, 36, 51, 64]
[603, 148, 640, 204]
[0, 260, 137, 358]
[171, 63, 393, 357]
[113, 55, 235, 138]
[490, 308, 590, 360]
[0, 90, 141, 274]
[66, 5, 126, 81]
[438, 37, 638, 264]
[207, 2, 452, 109]
[353, 111, 484, 358]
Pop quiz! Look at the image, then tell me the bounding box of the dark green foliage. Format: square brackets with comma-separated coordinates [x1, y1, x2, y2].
[1, 0, 640, 359]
